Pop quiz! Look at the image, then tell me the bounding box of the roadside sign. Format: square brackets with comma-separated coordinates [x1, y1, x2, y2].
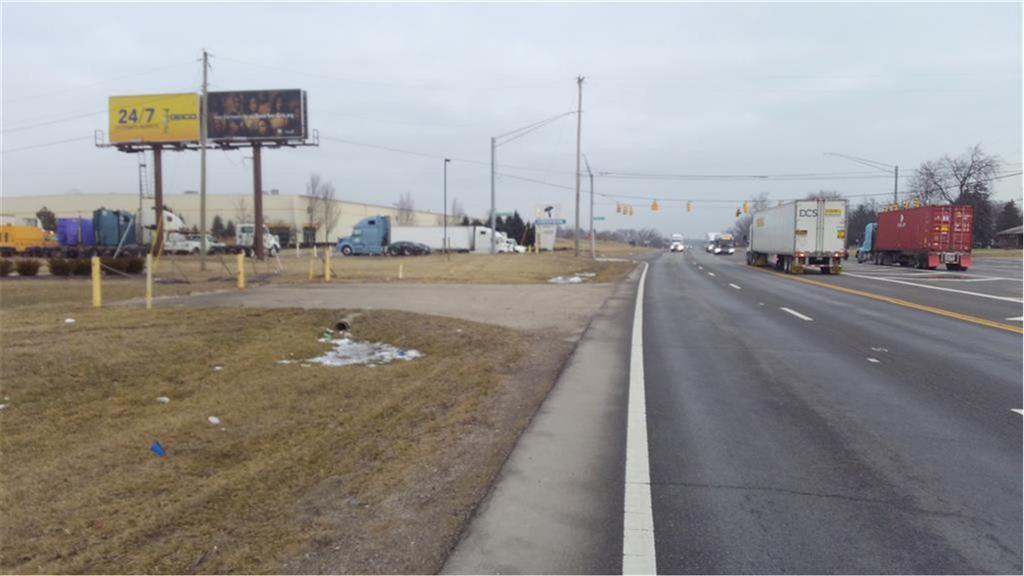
[496, 211, 513, 217]
[593, 216, 606, 221]
[536, 218, 567, 225]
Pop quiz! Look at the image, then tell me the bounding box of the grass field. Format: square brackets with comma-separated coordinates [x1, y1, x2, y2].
[972, 248, 1023, 259]
[0, 287, 552, 573]
[0, 242, 642, 308]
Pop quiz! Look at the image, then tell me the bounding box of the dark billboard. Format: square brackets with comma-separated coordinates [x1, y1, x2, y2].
[206, 90, 307, 141]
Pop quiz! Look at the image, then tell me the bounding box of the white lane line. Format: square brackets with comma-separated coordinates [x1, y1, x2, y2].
[867, 357, 880, 363]
[729, 283, 742, 290]
[1013, 409, 1024, 416]
[843, 272, 1024, 304]
[623, 262, 656, 575]
[1007, 316, 1024, 322]
[708, 272, 716, 277]
[780, 307, 814, 321]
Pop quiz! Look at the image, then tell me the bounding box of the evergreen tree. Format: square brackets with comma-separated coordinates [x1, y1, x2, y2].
[211, 215, 226, 239]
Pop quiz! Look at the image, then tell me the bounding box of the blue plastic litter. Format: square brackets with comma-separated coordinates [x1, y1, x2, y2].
[151, 441, 166, 457]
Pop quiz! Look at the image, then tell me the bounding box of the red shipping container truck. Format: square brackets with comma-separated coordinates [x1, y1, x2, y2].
[858, 205, 973, 270]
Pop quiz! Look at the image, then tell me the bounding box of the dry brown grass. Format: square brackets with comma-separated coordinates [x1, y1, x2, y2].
[0, 300, 528, 574]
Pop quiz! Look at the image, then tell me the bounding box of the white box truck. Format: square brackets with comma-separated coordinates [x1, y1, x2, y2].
[746, 199, 848, 274]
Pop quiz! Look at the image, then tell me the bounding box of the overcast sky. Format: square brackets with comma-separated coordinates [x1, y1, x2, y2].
[2, 2, 1021, 235]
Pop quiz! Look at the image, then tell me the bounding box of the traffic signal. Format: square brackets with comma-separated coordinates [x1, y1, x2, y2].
[743, 201, 749, 214]
[616, 203, 622, 214]
[651, 199, 660, 212]
[687, 201, 693, 213]
[735, 208, 742, 217]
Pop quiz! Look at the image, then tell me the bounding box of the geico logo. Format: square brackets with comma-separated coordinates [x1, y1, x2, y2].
[798, 209, 818, 217]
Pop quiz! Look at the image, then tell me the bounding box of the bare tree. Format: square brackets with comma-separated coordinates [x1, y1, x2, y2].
[234, 196, 252, 223]
[806, 190, 843, 200]
[306, 174, 340, 243]
[397, 192, 416, 225]
[908, 144, 1000, 204]
[732, 192, 771, 244]
[450, 198, 466, 225]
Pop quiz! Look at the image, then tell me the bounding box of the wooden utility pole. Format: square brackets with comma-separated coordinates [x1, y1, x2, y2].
[153, 145, 164, 255]
[253, 143, 264, 259]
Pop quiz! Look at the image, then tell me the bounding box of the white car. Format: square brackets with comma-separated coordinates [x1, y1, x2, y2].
[670, 241, 685, 252]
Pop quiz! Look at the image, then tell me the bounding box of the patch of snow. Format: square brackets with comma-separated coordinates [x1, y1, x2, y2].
[549, 275, 584, 284]
[308, 337, 423, 367]
[64, 318, 76, 324]
[208, 416, 221, 425]
[156, 396, 170, 404]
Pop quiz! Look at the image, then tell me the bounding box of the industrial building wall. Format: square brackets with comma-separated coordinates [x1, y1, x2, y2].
[1, 193, 449, 244]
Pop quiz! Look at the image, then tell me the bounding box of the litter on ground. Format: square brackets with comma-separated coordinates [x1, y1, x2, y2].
[0, 404, 8, 411]
[150, 441, 166, 457]
[208, 416, 221, 425]
[64, 318, 76, 324]
[211, 365, 223, 372]
[156, 397, 170, 404]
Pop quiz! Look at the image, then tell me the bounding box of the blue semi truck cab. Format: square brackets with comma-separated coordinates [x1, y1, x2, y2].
[337, 216, 390, 256]
[856, 222, 877, 262]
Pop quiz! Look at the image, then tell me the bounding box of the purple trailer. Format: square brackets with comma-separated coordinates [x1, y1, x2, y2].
[57, 218, 95, 247]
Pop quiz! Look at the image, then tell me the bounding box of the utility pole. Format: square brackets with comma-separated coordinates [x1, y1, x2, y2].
[490, 137, 496, 254]
[584, 155, 595, 259]
[444, 157, 451, 259]
[574, 75, 584, 257]
[199, 48, 210, 270]
[893, 165, 899, 205]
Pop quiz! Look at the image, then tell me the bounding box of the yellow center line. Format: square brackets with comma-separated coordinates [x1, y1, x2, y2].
[746, 266, 1023, 335]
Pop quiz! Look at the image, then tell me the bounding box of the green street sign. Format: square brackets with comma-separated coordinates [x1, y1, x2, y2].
[593, 216, 606, 221]
[496, 211, 514, 217]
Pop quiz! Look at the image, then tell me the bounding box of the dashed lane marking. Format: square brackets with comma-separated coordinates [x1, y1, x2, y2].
[780, 307, 813, 321]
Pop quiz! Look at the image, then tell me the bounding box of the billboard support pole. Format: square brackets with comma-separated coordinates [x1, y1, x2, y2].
[153, 145, 164, 255]
[253, 142, 264, 260]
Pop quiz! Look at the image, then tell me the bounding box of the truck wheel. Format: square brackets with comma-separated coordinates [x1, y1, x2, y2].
[821, 266, 830, 275]
[341, 245, 353, 256]
[269, 246, 278, 256]
[191, 247, 200, 255]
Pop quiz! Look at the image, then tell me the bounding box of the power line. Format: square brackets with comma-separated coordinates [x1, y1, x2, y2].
[3, 61, 193, 104]
[1, 135, 94, 154]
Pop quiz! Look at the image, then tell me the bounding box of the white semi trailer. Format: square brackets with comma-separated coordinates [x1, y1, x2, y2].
[746, 199, 848, 274]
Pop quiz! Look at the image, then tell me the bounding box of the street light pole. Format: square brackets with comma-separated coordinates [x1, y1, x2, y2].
[584, 154, 595, 259]
[490, 137, 496, 254]
[574, 75, 584, 258]
[444, 157, 451, 259]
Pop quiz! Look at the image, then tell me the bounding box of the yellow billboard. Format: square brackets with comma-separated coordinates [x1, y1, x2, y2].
[109, 93, 200, 144]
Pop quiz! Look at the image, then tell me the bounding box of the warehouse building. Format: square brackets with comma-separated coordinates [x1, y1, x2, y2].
[1, 192, 455, 246]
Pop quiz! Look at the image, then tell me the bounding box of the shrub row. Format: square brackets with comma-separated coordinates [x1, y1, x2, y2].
[0, 260, 42, 277]
[47, 257, 144, 276]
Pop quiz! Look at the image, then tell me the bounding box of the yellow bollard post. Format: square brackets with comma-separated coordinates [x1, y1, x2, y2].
[398, 263, 403, 280]
[91, 256, 102, 308]
[145, 253, 153, 310]
[237, 252, 245, 290]
[308, 255, 315, 281]
[324, 248, 331, 282]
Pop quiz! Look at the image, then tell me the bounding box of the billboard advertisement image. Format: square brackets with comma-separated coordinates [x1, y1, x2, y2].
[206, 89, 308, 141]
[108, 93, 200, 144]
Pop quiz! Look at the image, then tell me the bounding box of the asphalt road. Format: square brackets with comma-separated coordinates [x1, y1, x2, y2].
[645, 249, 1022, 573]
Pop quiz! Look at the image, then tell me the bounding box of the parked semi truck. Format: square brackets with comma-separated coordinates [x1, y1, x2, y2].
[337, 215, 495, 255]
[747, 199, 848, 274]
[856, 205, 972, 270]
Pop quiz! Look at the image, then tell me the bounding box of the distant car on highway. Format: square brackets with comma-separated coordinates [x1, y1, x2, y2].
[670, 241, 685, 252]
[386, 241, 431, 256]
